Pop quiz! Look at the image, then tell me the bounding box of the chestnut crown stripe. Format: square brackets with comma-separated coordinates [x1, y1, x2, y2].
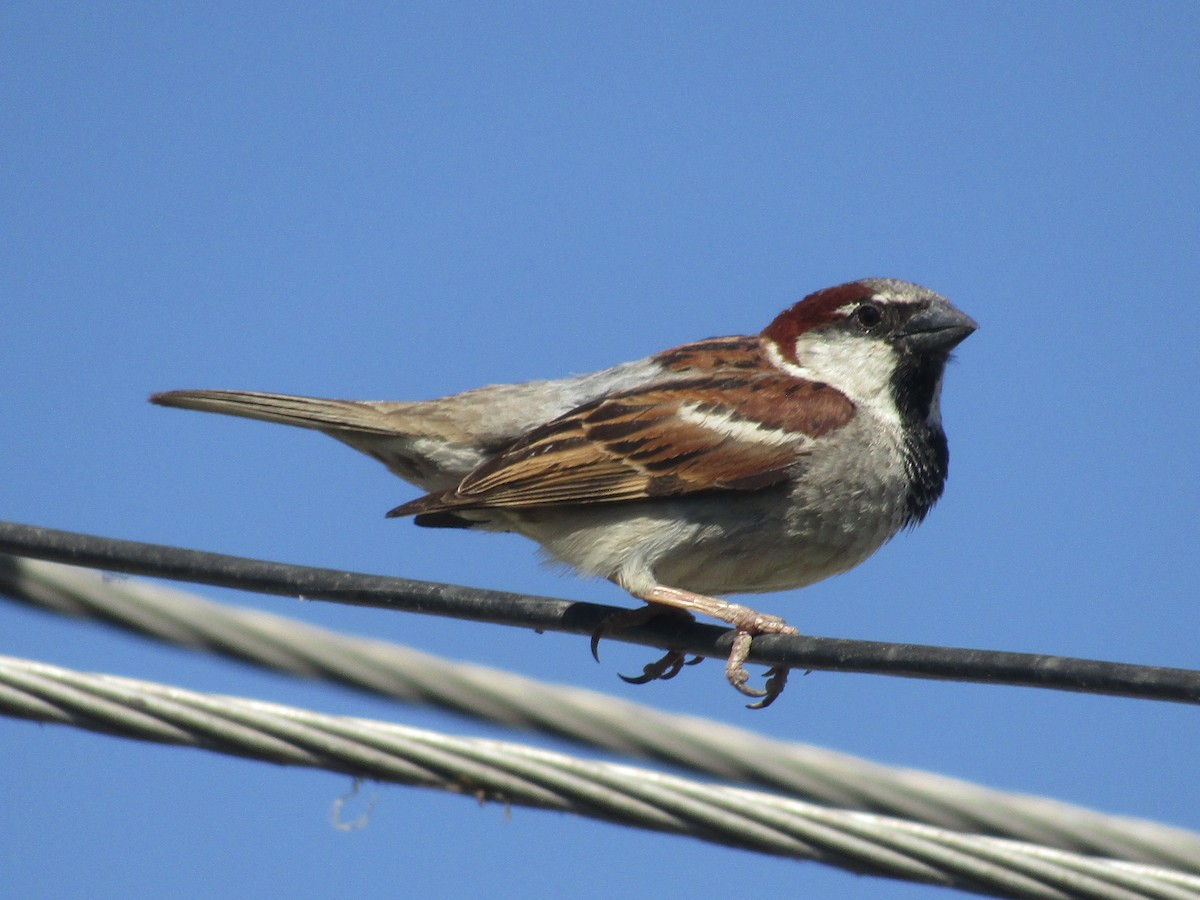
[760, 281, 875, 364]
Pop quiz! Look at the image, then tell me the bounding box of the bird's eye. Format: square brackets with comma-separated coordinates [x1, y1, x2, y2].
[853, 302, 883, 329]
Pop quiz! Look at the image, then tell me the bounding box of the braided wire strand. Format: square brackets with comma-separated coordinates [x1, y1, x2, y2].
[2, 653, 1199, 900]
[3, 553, 1197, 873]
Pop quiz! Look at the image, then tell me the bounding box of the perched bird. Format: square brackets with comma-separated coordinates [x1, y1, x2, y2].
[152, 278, 975, 706]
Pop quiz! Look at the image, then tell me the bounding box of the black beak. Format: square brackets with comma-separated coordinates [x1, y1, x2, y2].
[899, 303, 978, 353]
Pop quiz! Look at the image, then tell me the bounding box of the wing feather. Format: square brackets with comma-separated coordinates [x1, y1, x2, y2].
[389, 372, 854, 516]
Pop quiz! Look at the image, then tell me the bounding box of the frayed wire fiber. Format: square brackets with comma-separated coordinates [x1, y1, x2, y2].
[2, 653, 1199, 900]
[3, 553, 1199, 877]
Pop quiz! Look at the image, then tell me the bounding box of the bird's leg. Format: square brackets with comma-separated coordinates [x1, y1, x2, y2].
[590, 604, 702, 683]
[633, 585, 797, 707]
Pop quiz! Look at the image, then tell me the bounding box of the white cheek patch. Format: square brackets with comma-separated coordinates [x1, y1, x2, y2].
[766, 334, 901, 427]
[677, 402, 806, 447]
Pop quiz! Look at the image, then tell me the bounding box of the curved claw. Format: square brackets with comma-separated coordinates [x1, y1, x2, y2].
[746, 667, 790, 710]
[724, 630, 792, 709]
[724, 632, 760, 696]
[592, 604, 697, 668]
[619, 649, 690, 684]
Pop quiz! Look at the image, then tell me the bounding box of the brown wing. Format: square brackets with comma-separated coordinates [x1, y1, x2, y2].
[388, 372, 855, 517]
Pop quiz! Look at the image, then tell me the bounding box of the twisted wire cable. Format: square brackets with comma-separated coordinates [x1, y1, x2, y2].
[2, 521, 1199, 705]
[4, 553, 1198, 873]
[1, 653, 1198, 900]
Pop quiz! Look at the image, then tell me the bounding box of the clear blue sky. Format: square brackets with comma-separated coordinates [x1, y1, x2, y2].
[3, 4, 1198, 898]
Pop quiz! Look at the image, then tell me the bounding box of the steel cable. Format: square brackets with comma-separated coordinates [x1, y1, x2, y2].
[2, 653, 1199, 900]
[3, 553, 1197, 874]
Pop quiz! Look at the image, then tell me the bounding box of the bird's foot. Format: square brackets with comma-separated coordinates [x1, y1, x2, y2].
[639, 588, 799, 708]
[605, 586, 799, 706]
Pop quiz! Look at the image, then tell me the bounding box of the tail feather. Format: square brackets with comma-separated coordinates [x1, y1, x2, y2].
[152, 387, 503, 490]
[149, 389, 398, 435]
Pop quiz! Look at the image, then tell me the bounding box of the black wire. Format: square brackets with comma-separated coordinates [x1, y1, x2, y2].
[2, 520, 1197, 705]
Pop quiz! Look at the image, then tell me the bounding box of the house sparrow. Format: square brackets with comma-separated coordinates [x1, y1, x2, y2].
[152, 278, 975, 706]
